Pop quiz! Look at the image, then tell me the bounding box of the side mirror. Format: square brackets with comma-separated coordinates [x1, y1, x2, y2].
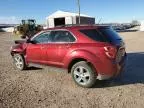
[27, 39, 37, 44]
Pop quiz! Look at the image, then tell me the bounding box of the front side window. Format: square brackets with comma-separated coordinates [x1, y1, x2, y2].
[32, 31, 50, 43]
[49, 31, 76, 42]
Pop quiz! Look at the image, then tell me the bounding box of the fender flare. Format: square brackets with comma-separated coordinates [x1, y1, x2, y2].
[63, 49, 101, 69]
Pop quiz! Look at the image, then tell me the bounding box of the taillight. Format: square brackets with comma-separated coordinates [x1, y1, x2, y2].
[104, 46, 117, 59]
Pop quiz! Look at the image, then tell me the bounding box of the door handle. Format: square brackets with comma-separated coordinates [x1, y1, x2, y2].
[66, 45, 70, 48]
[66, 44, 71, 48]
[41, 46, 45, 49]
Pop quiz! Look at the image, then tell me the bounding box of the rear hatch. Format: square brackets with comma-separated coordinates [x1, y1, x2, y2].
[97, 27, 124, 47]
[97, 27, 126, 63]
[79, 27, 125, 62]
[79, 27, 125, 47]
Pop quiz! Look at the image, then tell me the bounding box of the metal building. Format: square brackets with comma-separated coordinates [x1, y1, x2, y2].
[46, 10, 95, 28]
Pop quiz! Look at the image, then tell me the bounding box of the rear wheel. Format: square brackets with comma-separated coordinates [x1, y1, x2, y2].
[71, 61, 97, 88]
[13, 54, 27, 70]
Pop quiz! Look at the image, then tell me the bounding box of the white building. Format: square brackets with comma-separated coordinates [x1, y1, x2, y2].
[140, 21, 144, 31]
[46, 10, 95, 28]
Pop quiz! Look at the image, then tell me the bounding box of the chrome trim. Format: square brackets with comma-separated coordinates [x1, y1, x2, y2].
[31, 31, 46, 40]
[31, 29, 77, 44]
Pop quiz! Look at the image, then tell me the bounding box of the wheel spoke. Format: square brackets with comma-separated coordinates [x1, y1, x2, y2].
[14, 58, 19, 62]
[17, 56, 21, 61]
[18, 62, 23, 65]
[76, 77, 82, 82]
[74, 70, 80, 76]
[82, 77, 88, 83]
[79, 66, 84, 73]
[84, 72, 90, 77]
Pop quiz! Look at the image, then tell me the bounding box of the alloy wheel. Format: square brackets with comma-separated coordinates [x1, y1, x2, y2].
[14, 55, 23, 69]
[73, 66, 90, 85]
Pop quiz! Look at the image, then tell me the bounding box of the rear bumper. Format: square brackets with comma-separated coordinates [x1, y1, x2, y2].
[96, 53, 127, 80]
[97, 74, 112, 80]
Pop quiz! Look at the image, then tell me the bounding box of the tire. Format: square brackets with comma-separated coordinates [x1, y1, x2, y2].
[13, 54, 27, 70]
[115, 65, 126, 82]
[71, 61, 97, 88]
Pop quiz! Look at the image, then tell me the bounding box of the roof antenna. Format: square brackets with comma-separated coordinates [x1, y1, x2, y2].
[98, 18, 102, 24]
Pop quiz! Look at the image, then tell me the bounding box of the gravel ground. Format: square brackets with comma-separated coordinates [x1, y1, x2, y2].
[0, 32, 144, 108]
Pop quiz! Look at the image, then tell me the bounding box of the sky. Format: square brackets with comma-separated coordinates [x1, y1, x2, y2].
[0, 0, 144, 24]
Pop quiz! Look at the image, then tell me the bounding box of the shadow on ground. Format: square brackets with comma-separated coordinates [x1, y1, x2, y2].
[94, 52, 144, 88]
[25, 66, 42, 70]
[23, 52, 144, 88]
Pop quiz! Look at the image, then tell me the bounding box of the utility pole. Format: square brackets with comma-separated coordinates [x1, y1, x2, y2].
[77, 0, 81, 24]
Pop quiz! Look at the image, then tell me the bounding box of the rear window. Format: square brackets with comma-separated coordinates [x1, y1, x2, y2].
[79, 28, 121, 43]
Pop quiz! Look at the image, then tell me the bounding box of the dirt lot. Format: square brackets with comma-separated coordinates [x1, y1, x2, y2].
[0, 32, 144, 108]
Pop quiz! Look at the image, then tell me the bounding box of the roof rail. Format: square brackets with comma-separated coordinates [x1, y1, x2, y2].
[54, 24, 111, 28]
[55, 24, 89, 27]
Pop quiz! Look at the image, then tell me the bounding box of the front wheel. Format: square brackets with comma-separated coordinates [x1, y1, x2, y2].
[71, 61, 97, 88]
[13, 54, 27, 70]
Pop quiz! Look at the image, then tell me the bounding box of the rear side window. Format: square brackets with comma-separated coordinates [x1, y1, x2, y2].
[98, 28, 121, 41]
[79, 29, 108, 42]
[50, 31, 76, 42]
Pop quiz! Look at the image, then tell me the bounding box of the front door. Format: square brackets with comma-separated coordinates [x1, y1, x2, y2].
[26, 44, 42, 63]
[26, 31, 50, 64]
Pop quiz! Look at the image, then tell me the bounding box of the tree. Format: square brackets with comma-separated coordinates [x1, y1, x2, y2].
[131, 20, 140, 26]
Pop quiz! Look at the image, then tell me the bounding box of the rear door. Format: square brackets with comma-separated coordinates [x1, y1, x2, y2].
[46, 30, 76, 65]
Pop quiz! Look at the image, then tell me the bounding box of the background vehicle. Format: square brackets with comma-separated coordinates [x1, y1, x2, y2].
[10, 25, 127, 88]
[13, 19, 43, 39]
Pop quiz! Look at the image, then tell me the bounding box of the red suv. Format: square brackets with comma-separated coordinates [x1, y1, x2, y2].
[10, 25, 127, 88]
